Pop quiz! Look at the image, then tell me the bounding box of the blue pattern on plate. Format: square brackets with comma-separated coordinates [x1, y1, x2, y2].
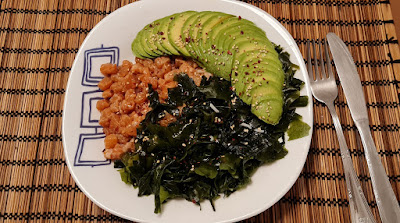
[74, 45, 120, 167]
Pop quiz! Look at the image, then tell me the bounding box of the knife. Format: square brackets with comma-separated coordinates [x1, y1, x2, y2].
[327, 32, 400, 223]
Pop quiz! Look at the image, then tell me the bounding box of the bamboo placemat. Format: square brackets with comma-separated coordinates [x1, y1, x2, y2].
[0, 0, 399, 222]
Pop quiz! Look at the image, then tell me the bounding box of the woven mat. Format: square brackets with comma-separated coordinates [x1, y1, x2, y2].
[0, 0, 399, 222]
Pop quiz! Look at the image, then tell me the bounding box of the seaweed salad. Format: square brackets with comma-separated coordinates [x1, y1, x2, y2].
[114, 46, 310, 213]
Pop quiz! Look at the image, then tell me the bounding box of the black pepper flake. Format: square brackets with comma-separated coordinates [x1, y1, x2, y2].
[149, 24, 153, 28]
[246, 64, 249, 67]
[235, 72, 238, 76]
[245, 72, 249, 75]
[238, 16, 242, 20]
[240, 31, 244, 35]
[252, 79, 255, 82]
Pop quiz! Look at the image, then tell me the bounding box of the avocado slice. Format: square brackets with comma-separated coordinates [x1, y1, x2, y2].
[168, 11, 197, 57]
[201, 17, 255, 79]
[152, 14, 180, 56]
[215, 23, 265, 52]
[252, 98, 283, 125]
[140, 19, 165, 57]
[251, 86, 284, 125]
[204, 17, 254, 52]
[233, 64, 284, 95]
[183, 11, 220, 59]
[132, 30, 150, 59]
[192, 13, 233, 65]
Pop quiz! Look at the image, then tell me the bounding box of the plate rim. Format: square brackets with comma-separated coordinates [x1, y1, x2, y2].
[62, 0, 314, 222]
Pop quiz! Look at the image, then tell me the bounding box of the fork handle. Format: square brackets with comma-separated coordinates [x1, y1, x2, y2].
[355, 119, 400, 223]
[327, 103, 376, 223]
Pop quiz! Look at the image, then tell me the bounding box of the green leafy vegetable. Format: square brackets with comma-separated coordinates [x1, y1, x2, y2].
[287, 117, 311, 141]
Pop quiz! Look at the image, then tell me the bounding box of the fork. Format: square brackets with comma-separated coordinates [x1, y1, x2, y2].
[307, 40, 376, 223]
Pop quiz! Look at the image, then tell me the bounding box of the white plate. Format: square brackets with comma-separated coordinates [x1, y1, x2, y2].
[62, 0, 313, 222]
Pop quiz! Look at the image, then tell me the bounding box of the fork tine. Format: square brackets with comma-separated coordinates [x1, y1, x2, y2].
[318, 41, 326, 79]
[312, 40, 320, 80]
[324, 38, 334, 79]
[306, 40, 314, 81]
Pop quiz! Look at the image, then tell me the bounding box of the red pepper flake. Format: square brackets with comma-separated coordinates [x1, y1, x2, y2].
[252, 79, 255, 82]
[234, 71, 238, 76]
[232, 138, 236, 141]
[170, 17, 174, 20]
[173, 156, 177, 160]
[245, 72, 249, 75]
[263, 77, 266, 80]
[158, 31, 164, 35]
[227, 50, 232, 55]
[238, 16, 242, 20]
[258, 60, 261, 63]
[185, 37, 191, 43]
[246, 64, 249, 67]
[252, 71, 256, 73]
[240, 31, 244, 35]
[162, 37, 166, 40]
[149, 24, 153, 28]
[205, 32, 208, 35]
[239, 92, 243, 96]
[212, 45, 216, 49]
[192, 199, 197, 204]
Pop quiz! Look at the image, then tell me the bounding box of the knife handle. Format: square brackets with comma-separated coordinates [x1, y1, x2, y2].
[327, 104, 376, 223]
[356, 119, 400, 223]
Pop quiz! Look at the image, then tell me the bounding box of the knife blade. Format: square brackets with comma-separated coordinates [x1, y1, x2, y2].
[327, 32, 400, 223]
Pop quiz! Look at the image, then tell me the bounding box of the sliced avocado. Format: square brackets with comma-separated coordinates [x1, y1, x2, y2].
[252, 98, 283, 125]
[152, 14, 180, 56]
[215, 23, 265, 52]
[251, 84, 283, 102]
[250, 86, 283, 124]
[235, 53, 282, 75]
[235, 50, 281, 71]
[192, 13, 233, 66]
[233, 64, 284, 95]
[168, 11, 197, 57]
[184, 11, 219, 59]
[201, 17, 254, 79]
[140, 20, 164, 57]
[204, 16, 254, 52]
[152, 17, 172, 55]
[132, 30, 150, 59]
[197, 13, 234, 47]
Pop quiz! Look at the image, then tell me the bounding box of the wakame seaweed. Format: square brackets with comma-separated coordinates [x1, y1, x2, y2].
[116, 48, 309, 213]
